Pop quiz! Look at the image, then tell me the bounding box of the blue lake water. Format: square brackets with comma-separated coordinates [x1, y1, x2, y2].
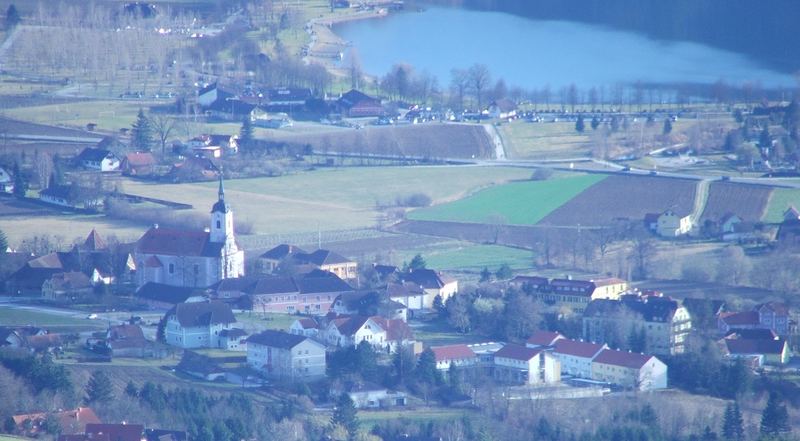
[334, 6, 795, 91]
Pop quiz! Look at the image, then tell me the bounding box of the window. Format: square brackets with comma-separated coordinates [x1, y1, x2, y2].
[216, 220, 221, 229]
[169, 263, 175, 274]
[193, 264, 199, 275]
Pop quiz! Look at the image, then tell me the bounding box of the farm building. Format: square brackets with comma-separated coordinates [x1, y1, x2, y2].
[76, 148, 120, 172]
[337, 89, 384, 117]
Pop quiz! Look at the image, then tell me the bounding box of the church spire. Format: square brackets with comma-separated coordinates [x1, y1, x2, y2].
[218, 173, 225, 201]
[211, 173, 229, 214]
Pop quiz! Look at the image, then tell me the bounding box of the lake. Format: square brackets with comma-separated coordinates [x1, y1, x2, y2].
[334, 6, 795, 91]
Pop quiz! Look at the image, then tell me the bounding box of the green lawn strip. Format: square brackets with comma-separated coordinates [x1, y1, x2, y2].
[397, 244, 533, 272]
[0, 307, 105, 332]
[764, 188, 800, 223]
[234, 312, 298, 333]
[408, 174, 607, 225]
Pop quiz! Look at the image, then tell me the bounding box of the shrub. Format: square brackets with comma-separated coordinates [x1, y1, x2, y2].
[531, 168, 554, 181]
[396, 192, 432, 207]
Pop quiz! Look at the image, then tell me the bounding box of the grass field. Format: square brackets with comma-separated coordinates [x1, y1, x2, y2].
[235, 312, 298, 333]
[499, 121, 591, 159]
[396, 243, 533, 272]
[763, 188, 800, 223]
[2, 214, 146, 246]
[407, 174, 607, 225]
[123, 166, 532, 235]
[0, 306, 106, 332]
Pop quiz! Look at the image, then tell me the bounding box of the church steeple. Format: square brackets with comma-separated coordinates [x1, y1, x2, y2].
[211, 174, 229, 214]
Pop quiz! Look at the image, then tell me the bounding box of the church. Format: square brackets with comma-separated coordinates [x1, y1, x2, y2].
[134, 177, 245, 288]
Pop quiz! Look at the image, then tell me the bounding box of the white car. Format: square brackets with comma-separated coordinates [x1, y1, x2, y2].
[87, 313, 98, 320]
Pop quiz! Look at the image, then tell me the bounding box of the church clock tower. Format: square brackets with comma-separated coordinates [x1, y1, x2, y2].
[210, 175, 242, 279]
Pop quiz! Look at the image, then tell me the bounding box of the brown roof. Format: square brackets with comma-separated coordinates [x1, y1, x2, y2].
[48, 271, 92, 290]
[593, 349, 655, 369]
[333, 316, 372, 337]
[169, 300, 236, 327]
[526, 331, 565, 347]
[296, 317, 320, 329]
[719, 311, 760, 326]
[136, 227, 222, 257]
[82, 229, 108, 251]
[85, 423, 144, 441]
[494, 343, 541, 361]
[13, 407, 100, 435]
[124, 152, 157, 167]
[431, 344, 476, 362]
[108, 324, 145, 341]
[25, 333, 63, 350]
[725, 338, 787, 356]
[553, 339, 606, 358]
[373, 317, 414, 342]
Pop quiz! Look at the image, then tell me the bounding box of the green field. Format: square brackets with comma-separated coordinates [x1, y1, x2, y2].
[397, 243, 533, 272]
[763, 188, 800, 223]
[124, 166, 532, 235]
[0, 306, 106, 332]
[499, 121, 591, 159]
[235, 312, 298, 333]
[408, 174, 607, 225]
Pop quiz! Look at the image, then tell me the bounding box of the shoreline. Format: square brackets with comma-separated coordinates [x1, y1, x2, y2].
[304, 4, 396, 77]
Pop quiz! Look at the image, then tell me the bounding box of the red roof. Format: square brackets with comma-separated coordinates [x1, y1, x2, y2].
[373, 317, 414, 342]
[431, 344, 476, 362]
[296, 318, 319, 329]
[553, 339, 606, 358]
[136, 227, 220, 257]
[144, 255, 163, 268]
[720, 311, 760, 326]
[593, 349, 655, 369]
[494, 343, 541, 361]
[526, 331, 564, 347]
[124, 152, 157, 167]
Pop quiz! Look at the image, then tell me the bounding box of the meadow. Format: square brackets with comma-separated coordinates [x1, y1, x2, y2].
[407, 174, 607, 225]
[394, 242, 533, 273]
[0, 306, 106, 332]
[763, 188, 800, 223]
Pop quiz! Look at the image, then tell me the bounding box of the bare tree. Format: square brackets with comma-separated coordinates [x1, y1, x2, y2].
[467, 63, 491, 112]
[149, 114, 176, 155]
[449, 68, 469, 111]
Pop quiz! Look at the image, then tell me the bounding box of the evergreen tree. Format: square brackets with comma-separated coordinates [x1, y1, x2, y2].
[663, 118, 673, 135]
[591, 116, 601, 130]
[759, 126, 772, 150]
[0, 228, 8, 253]
[408, 254, 426, 271]
[239, 117, 254, 154]
[5, 5, 20, 29]
[130, 109, 154, 151]
[124, 380, 138, 398]
[760, 392, 791, 437]
[479, 267, 492, 283]
[432, 294, 446, 318]
[575, 115, 585, 133]
[12, 162, 27, 199]
[495, 263, 513, 280]
[722, 402, 744, 441]
[331, 393, 358, 438]
[415, 348, 442, 387]
[85, 370, 114, 404]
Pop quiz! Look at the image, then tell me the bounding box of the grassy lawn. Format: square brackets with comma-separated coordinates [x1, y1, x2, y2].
[396, 243, 533, 272]
[357, 408, 477, 427]
[4, 100, 154, 131]
[499, 121, 591, 159]
[0, 306, 106, 332]
[235, 311, 298, 333]
[2, 214, 146, 246]
[0, 436, 34, 441]
[408, 174, 607, 225]
[764, 188, 800, 223]
[123, 166, 531, 236]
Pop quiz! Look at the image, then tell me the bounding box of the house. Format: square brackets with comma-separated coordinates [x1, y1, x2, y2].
[398, 269, 459, 310]
[583, 295, 692, 355]
[136, 282, 197, 310]
[0, 166, 14, 194]
[5, 252, 75, 295]
[386, 281, 429, 315]
[193, 145, 222, 159]
[163, 299, 238, 349]
[197, 82, 233, 108]
[430, 344, 478, 371]
[77, 148, 120, 172]
[322, 315, 386, 349]
[346, 383, 407, 409]
[246, 330, 326, 381]
[166, 156, 220, 182]
[783, 205, 800, 222]
[59, 423, 145, 441]
[206, 97, 256, 121]
[289, 317, 322, 338]
[550, 338, 607, 379]
[264, 87, 312, 111]
[487, 99, 518, 119]
[492, 343, 561, 385]
[177, 350, 226, 381]
[104, 324, 151, 357]
[134, 177, 244, 288]
[121, 152, 157, 176]
[218, 328, 248, 351]
[531, 277, 629, 312]
[331, 291, 408, 322]
[255, 244, 307, 274]
[293, 249, 358, 281]
[509, 275, 549, 291]
[0, 326, 46, 348]
[721, 334, 791, 366]
[654, 210, 693, 237]
[718, 302, 791, 336]
[525, 331, 565, 348]
[591, 349, 668, 391]
[41, 271, 93, 301]
[337, 89, 384, 117]
[11, 407, 100, 438]
[371, 316, 416, 353]
[719, 213, 743, 234]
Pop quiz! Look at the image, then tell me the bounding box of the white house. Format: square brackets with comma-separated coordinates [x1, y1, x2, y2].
[347, 384, 407, 409]
[493, 343, 561, 385]
[591, 349, 668, 391]
[77, 148, 120, 172]
[656, 210, 693, 237]
[395, 269, 458, 311]
[322, 316, 387, 349]
[164, 299, 238, 349]
[551, 338, 607, 379]
[431, 344, 478, 371]
[246, 330, 326, 381]
[487, 99, 518, 119]
[289, 317, 321, 338]
[134, 177, 244, 288]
